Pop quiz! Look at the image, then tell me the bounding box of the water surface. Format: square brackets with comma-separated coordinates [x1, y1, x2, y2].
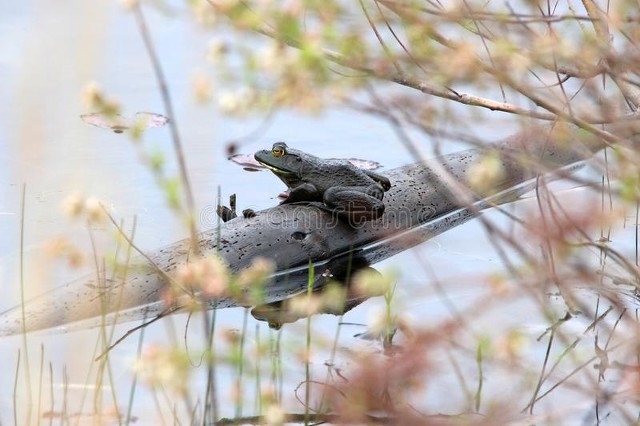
[1, 1, 635, 424]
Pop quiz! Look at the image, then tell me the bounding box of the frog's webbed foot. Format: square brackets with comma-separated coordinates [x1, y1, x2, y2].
[217, 194, 257, 222]
[242, 208, 257, 219]
[380, 177, 391, 191]
[216, 205, 237, 222]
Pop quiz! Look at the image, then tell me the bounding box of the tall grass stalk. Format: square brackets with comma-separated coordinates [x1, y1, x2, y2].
[528, 330, 555, 414]
[19, 184, 33, 425]
[149, 386, 166, 426]
[62, 366, 69, 423]
[172, 403, 180, 426]
[77, 321, 111, 420]
[125, 315, 148, 425]
[318, 313, 344, 413]
[158, 386, 182, 425]
[602, 140, 614, 242]
[87, 226, 107, 416]
[383, 283, 396, 348]
[635, 201, 640, 266]
[37, 344, 44, 424]
[203, 308, 218, 424]
[132, 2, 199, 251]
[189, 400, 200, 424]
[83, 226, 120, 422]
[445, 347, 474, 410]
[530, 353, 600, 407]
[234, 308, 250, 419]
[474, 342, 484, 412]
[105, 217, 137, 350]
[254, 323, 262, 417]
[270, 329, 283, 404]
[304, 260, 315, 425]
[102, 217, 138, 422]
[96, 263, 121, 420]
[202, 185, 223, 424]
[13, 350, 21, 426]
[318, 252, 352, 411]
[48, 362, 53, 426]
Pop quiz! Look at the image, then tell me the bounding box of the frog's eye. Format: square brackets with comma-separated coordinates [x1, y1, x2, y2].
[272, 147, 285, 158]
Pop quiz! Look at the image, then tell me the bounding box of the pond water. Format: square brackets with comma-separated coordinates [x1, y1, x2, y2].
[1, 1, 638, 424]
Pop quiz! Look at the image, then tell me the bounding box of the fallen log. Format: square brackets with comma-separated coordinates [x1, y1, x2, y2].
[0, 122, 636, 336]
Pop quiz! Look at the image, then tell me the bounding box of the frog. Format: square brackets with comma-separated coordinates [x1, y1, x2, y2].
[254, 142, 391, 222]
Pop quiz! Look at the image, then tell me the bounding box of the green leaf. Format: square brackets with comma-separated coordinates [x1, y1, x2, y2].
[275, 12, 301, 42]
[148, 149, 165, 173]
[162, 177, 182, 210]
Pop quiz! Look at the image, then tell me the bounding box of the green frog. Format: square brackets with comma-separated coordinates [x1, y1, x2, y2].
[254, 142, 391, 221]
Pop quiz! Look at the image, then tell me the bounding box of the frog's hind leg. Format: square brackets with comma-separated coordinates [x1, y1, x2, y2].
[281, 183, 321, 204]
[323, 186, 385, 223]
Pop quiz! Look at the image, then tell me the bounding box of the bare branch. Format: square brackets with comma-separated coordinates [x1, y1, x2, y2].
[133, 4, 201, 251]
[376, 0, 613, 25]
[581, 0, 640, 110]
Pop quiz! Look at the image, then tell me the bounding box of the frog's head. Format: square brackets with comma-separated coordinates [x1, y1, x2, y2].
[254, 142, 311, 187]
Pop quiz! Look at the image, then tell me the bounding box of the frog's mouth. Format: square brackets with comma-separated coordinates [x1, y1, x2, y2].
[256, 160, 298, 177]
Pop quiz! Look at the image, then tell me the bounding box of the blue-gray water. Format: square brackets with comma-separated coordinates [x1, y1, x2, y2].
[1, 1, 637, 424]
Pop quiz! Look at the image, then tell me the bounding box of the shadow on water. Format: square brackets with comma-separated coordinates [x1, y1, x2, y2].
[250, 261, 380, 330]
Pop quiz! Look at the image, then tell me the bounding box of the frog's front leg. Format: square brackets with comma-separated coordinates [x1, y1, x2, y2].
[281, 182, 321, 203]
[323, 184, 385, 222]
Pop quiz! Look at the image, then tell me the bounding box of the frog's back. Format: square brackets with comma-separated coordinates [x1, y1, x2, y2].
[303, 158, 373, 190]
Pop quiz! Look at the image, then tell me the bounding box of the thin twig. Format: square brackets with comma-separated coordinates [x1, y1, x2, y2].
[207, 0, 557, 121]
[95, 307, 179, 361]
[100, 204, 188, 294]
[377, 1, 599, 24]
[19, 184, 33, 425]
[133, 3, 200, 251]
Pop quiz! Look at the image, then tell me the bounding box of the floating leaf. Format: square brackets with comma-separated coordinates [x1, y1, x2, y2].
[81, 111, 169, 134]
